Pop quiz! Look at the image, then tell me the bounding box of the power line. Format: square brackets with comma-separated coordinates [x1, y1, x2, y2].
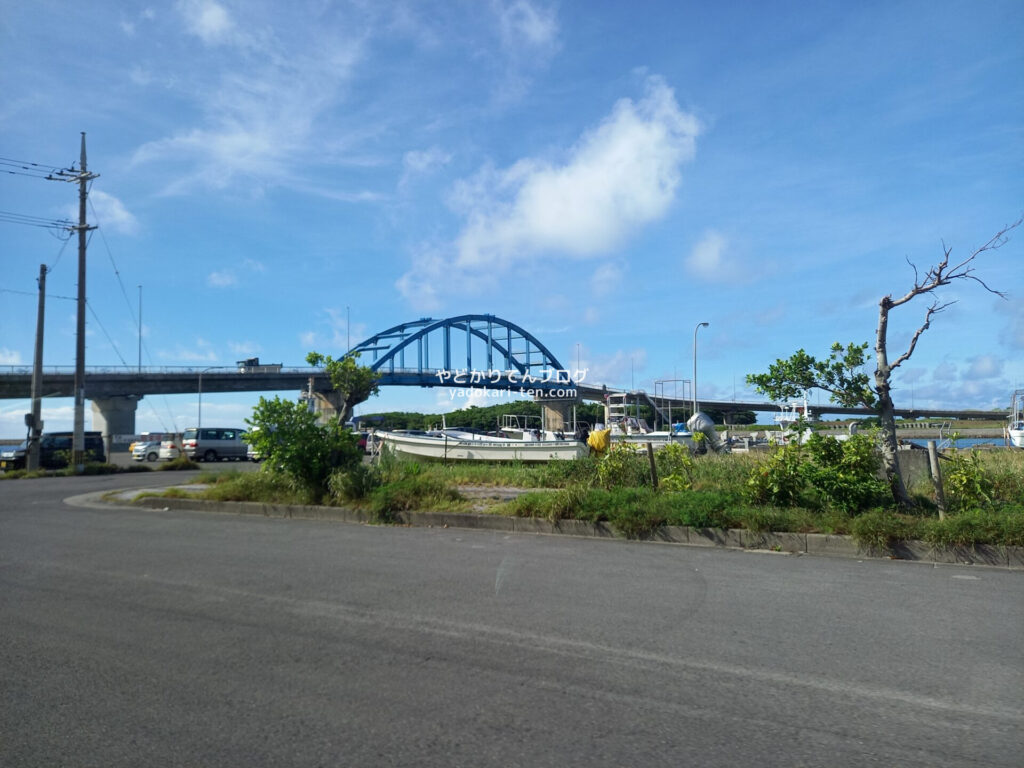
[84, 197, 178, 433]
[88, 197, 140, 331]
[86, 300, 130, 368]
[0, 209, 74, 232]
[0, 156, 71, 180]
[0, 287, 76, 301]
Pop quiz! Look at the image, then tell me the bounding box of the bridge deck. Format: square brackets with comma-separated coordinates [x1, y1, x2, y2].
[0, 368, 1005, 420]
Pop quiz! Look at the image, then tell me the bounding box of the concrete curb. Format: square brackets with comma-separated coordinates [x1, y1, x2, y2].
[124, 493, 1024, 570]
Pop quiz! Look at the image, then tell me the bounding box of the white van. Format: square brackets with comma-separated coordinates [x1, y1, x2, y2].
[181, 427, 248, 462]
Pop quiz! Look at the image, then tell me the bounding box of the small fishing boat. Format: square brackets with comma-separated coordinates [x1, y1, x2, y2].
[1008, 390, 1024, 449]
[371, 429, 588, 462]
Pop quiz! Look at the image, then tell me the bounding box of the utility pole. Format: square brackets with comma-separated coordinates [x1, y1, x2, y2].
[48, 133, 98, 471]
[26, 264, 47, 471]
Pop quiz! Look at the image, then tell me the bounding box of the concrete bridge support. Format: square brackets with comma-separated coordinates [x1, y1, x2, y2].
[537, 398, 580, 434]
[91, 395, 140, 457]
[311, 390, 347, 425]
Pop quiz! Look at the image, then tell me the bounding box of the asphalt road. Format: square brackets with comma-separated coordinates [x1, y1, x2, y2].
[1, 473, 1022, 767]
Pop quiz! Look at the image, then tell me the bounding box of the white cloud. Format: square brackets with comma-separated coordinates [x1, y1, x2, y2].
[207, 270, 237, 287]
[965, 355, 1003, 379]
[455, 76, 699, 267]
[932, 361, 958, 381]
[398, 75, 698, 309]
[0, 348, 23, 365]
[178, 0, 235, 46]
[397, 243, 499, 312]
[498, 1, 559, 52]
[299, 331, 316, 348]
[87, 190, 140, 235]
[133, 9, 365, 197]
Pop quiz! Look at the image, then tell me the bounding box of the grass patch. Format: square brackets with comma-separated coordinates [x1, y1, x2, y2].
[158, 457, 200, 471]
[368, 475, 466, 522]
[199, 471, 312, 505]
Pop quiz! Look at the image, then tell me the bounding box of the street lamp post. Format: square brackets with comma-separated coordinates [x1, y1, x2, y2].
[693, 322, 709, 417]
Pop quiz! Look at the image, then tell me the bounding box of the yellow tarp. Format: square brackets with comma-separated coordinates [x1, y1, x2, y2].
[587, 428, 611, 455]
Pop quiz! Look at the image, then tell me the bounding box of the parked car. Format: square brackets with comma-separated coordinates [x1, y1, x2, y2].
[128, 432, 166, 454]
[131, 440, 162, 462]
[158, 439, 181, 461]
[181, 427, 248, 462]
[0, 431, 105, 471]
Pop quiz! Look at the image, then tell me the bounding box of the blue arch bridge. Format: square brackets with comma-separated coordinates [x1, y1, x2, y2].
[0, 313, 1002, 441]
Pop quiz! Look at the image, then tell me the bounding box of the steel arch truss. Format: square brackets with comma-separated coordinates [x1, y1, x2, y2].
[347, 314, 573, 392]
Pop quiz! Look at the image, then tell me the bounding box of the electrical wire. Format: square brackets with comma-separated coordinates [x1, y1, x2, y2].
[0, 156, 71, 180]
[0, 287, 76, 301]
[88, 197, 140, 330]
[85, 300, 130, 368]
[0, 209, 74, 232]
[85, 196, 178, 433]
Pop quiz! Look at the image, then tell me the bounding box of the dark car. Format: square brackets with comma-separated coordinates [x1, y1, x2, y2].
[0, 431, 106, 471]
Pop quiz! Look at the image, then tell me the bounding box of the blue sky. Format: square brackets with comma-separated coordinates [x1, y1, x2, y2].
[1, 0, 1022, 435]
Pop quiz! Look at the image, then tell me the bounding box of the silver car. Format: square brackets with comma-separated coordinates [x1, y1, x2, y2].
[131, 440, 161, 462]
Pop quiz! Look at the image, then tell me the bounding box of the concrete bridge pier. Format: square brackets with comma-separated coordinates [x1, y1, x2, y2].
[311, 390, 347, 425]
[91, 395, 141, 458]
[536, 397, 581, 434]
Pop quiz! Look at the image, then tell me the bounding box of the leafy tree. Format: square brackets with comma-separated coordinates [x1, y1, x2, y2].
[747, 217, 1020, 508]
[245, 396, 362, 501]
[306, 351, 381, 426]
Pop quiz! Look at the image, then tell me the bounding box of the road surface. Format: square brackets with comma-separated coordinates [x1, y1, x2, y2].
[1, 472, 1021, 767]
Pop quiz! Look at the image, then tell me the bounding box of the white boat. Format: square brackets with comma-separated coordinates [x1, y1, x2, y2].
[372, 425, 588, 462]
[1008, 390, 1024, 449]
[600, 393, 696, 450]
[769, 396, 814, 445]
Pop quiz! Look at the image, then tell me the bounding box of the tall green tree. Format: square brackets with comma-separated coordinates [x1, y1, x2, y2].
[747, 217, 1020, 509]
[306, 351, 381, 425]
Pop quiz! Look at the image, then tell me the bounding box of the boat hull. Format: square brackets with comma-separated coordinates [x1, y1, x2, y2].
[374, 431, 588, 462]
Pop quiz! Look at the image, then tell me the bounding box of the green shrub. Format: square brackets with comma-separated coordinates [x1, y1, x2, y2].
[746, 442, 806, 506]
[746, 433, 887, 513]
[943, 447, 993, 510]
[329, 464, 382, 502]
[246, 396, 363, 501]
[596, 444, 649, 489]
[655, 443, 694, 491]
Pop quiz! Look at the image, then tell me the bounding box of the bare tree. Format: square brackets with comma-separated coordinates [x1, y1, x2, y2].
[748, 215, 1021, 508]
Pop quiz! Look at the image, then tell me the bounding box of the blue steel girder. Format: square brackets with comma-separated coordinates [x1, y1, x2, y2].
[347, 314, 566, 383]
